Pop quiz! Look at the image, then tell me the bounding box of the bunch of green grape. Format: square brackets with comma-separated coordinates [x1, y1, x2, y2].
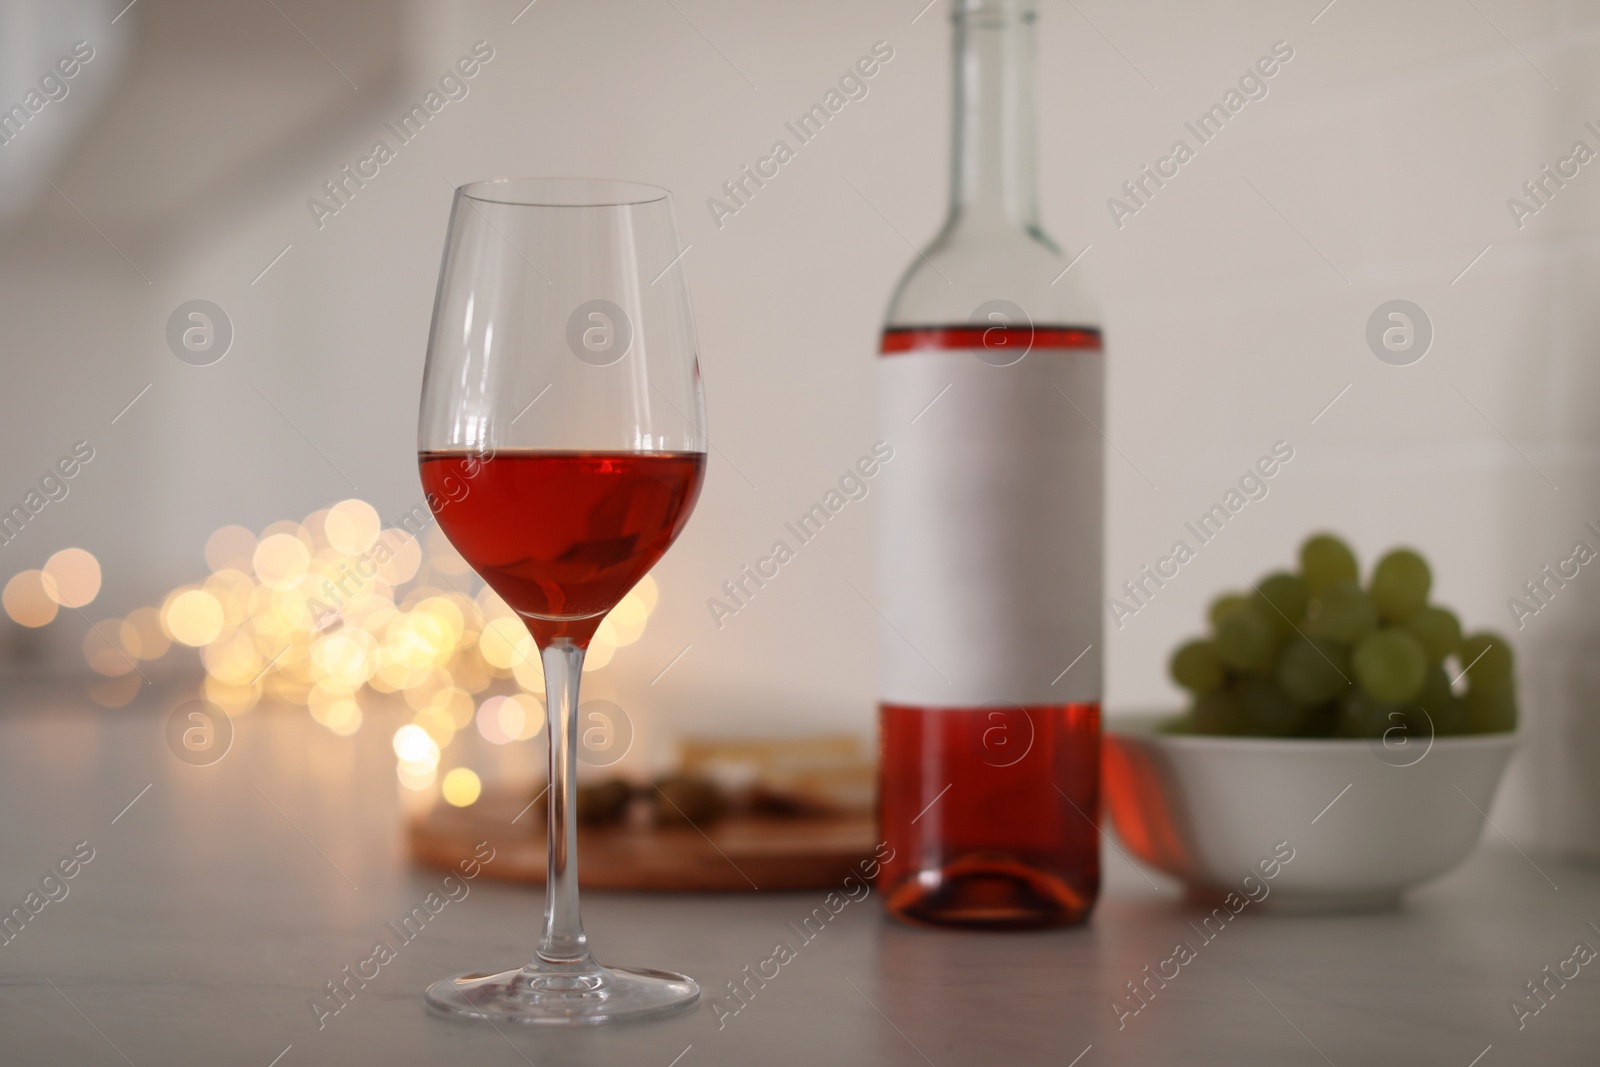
[1167, 534, 1516, 738]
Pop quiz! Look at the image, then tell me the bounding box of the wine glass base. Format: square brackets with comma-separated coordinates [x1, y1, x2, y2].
[425, 963, 699, 1025]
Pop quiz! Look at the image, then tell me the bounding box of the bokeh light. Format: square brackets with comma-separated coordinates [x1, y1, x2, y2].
[511, 653, 546, 694]
[319, 697, 363, 737]
[375, 530, 421, 585]
[476, 695, 514, 745]
[32, 498, 663, 798]
[83, 623, 135, 676]
[165, 589, 224, 646]
[253, 533, 310, 590]
[586, 627, 616, 670]
[441, 767, 482, 806]
[124, 607, 171, 660]
[325, 499, 381, 555]
[397, 762, 437, 791]
[476, 693, 544, 745]
[3, 570, 58, 627]
[42, 547, 101, 608]
[608, 590, 649, 646]
[393, 723, 439, 763]
[478, 616, 528, 670]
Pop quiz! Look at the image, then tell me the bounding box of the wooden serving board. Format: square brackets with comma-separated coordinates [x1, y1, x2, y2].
[409, 787, 878, 891]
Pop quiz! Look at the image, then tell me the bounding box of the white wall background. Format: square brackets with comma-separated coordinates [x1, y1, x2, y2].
[3, 0, 1599, 850]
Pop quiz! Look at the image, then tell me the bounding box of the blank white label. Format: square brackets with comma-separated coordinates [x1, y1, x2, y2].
[875, 349, 1103, 707]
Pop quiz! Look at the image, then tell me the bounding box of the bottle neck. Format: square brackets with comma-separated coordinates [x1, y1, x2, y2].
[948, 2, 1039, 232]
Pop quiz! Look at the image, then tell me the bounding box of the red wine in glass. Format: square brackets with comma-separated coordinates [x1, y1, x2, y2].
[419, 450, 706, 646]
[418, 177, 707, 1025]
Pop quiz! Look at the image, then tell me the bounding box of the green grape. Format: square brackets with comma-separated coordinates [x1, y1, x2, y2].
[1338, 689, 1429, 744]
[1370, 548, 1431, 622]
[1456, 632, 1514, 688]
[1191, 689, 1246, 735]
[1296, 701, 1341, 738]
[1238, 677, 1309, 736]
[1170, 639, 1225, 693]
[1465, 680, 1517, 734]
[1174, 534, 1517, 743]
[1352, 629, 1427, 703]
[1215, 606, 1278, 674]
[1208, 593, 1252, 629]
[1254, 572, 1309, 634]
[1413, 664, 1469, 736]
[1336, 689, 1397, 738]
[1311, 581, 1378, 643]
[1403, 605, 1462, 663]
[1300, 533, 1359, 596]
[1276, 636, 1352, 705]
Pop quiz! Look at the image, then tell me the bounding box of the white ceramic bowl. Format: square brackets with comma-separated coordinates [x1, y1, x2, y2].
[1103, 715, 1518, 911]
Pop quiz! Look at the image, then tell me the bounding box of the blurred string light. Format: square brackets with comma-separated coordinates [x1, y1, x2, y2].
[3, 569, 61, 627]
[1, 500, 661, 798]
[2, 546, 104, 628]
[42, 548, 101, 608]
[441, 767, 483, 807]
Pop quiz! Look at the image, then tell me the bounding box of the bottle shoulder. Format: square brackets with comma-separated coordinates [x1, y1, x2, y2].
[884, 220, 1100, 330]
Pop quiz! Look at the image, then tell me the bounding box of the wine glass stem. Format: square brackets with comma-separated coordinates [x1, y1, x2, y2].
[536, 638, 593, 970]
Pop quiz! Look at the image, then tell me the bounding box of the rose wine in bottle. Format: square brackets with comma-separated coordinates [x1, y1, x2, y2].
[875, 0, 1103, 928]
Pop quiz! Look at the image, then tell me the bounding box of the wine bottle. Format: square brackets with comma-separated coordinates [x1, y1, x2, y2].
[875, 0, 1103, 928]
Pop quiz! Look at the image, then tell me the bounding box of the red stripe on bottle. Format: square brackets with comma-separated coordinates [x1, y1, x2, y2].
[880, 326, 1103, 354]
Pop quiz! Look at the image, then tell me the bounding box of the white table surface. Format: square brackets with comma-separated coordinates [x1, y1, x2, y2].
[0, 681, 1595, 1067]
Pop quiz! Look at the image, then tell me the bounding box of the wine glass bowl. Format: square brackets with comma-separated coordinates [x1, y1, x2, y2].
[417, 177, 706, 1024]
[418, 178, 705, 459]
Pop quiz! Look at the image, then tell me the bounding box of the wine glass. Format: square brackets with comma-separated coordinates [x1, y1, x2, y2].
[417, 178, 707, 1024]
